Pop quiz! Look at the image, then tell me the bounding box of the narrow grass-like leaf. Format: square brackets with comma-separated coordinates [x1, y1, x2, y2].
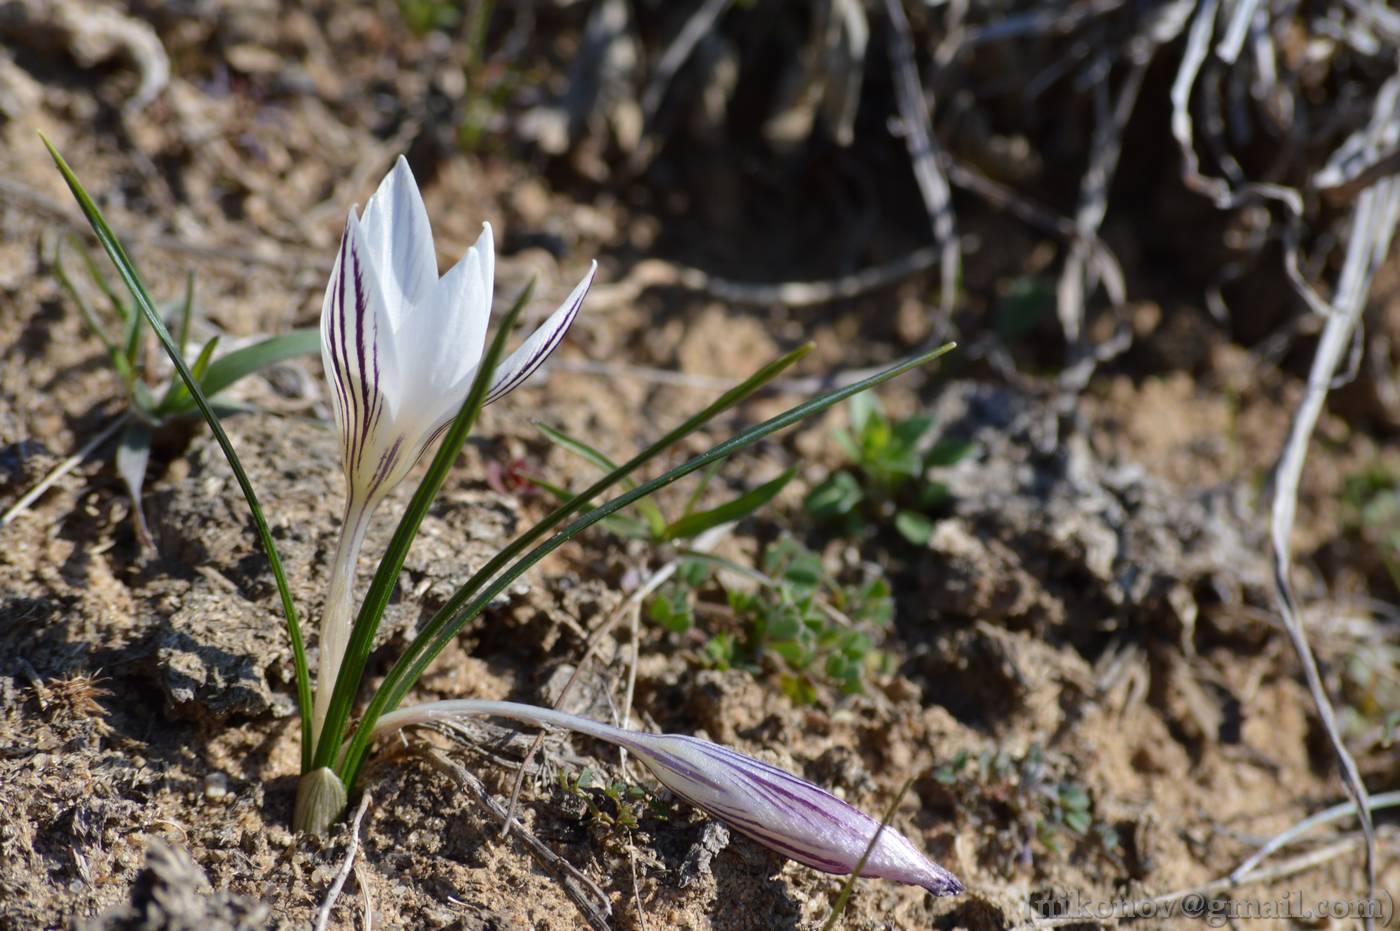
[680, 458, 724, 518]
[69, 234, 128, 326]
[663, 468, 795, 542]
[198, 328, 320, 397]
[53, 238, 132, 384]
[158, 328, 321, 417]
[42, 135, 315, 771]
[310, 283, 532, 773]
[121, 273, 145, 369]
[536, 422, 667, 536]
[529, 475, 652, 538]
[155, 334, 218, 419]
[190, 336, 218, 381]
[175, 272, 195, 365]
[339, 343, 954, 786]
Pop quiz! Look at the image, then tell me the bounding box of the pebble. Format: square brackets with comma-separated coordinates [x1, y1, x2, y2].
[204, 771, 230, 801]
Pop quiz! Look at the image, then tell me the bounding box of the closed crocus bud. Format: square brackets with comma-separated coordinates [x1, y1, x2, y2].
[369, 700, 963, 896]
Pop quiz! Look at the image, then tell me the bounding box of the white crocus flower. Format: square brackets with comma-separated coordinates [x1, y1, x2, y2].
[313, 156, 595, 740]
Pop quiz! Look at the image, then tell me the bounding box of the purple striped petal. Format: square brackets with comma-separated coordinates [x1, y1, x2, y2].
[319, 209, 399, 491]
[368, 700, 963, 897]
[484, 262, 596, 405]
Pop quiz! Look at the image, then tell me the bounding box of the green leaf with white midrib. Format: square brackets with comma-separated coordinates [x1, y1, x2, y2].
[337, 343, 954, 787]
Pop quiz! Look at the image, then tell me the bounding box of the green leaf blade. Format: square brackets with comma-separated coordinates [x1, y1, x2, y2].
[663, 468, 795, 542]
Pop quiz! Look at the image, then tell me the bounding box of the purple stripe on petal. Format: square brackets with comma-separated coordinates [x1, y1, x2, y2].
[351, 239, 373, 472]
[628, 742, 727, 794]
[365, 435, 404, 501]
[683, 737, 850, 828]
[330, 234, 355, 464]
[484, 271, 592, 405]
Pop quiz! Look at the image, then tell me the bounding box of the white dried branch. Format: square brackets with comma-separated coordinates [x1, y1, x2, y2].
[883, 0, 960, 323]
[314, 791, 371, 931]
[1268, 174, 1400, 930]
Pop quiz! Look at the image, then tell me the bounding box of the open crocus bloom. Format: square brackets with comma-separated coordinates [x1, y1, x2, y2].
[370, 700, 964, 896]
[313, 157, 595, 739]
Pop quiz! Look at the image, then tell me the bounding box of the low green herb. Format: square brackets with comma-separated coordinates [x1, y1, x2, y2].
[931, 744, 1119, 873]
[1, 234, 317, 542]
[560, 766, 671, 832]
[648, 536, 894, 703]
[804, 392, 973, 545]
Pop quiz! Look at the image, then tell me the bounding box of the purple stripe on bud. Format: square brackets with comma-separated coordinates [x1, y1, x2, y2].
[368, 699, 963, 897]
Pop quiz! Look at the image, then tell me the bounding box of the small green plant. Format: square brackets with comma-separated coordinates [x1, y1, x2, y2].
[1, 236, 317, 541]
[803, 392, 973, 546]
[1341, 465, 1400, 594]
[398, 0, 460, 35]
[648, 536, 894, 704]
[560, 766, 671, 832]
[931, 744, 1119, 873]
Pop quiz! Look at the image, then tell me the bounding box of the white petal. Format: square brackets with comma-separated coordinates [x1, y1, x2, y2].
[320, 209, 404, 498]
[484, 261, 596, 405]
[404, 222, 494, 398]
[357, 156, 438, 330]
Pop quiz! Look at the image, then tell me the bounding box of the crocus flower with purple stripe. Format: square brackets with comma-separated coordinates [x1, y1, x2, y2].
[313, 157, 595, 741]
[369, 700, 963, 896]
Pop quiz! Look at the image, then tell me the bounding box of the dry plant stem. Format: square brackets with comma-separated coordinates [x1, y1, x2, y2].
[1230, 789, 1400, 882]
[499, 523, 733, 838]
[314, 790, 372, 931]
[628, 847, 651, 931]
[883, 0, 959, 323]
[1168, 0, 1334, 320]
[1, 412, 129, 528]
[419, 746, 614, 931]
[1055, 58, 1144, 347]
[354, 860, 374, 931]
[1268, 179, 1400, 922]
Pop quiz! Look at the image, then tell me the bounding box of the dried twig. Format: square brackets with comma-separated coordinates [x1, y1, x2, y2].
[314, 790, 372, 931]
[882, 0, 959, 324]
[1230, 790, 1400, 882]
[1267, 177, 1399, 925]
[1, 412, 130, 529]
[1168, 0, 1335, 319]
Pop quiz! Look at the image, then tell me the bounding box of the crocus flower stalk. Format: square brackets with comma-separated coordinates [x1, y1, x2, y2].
[314, 158, 595, 743]
[370, 700, 963, 895]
